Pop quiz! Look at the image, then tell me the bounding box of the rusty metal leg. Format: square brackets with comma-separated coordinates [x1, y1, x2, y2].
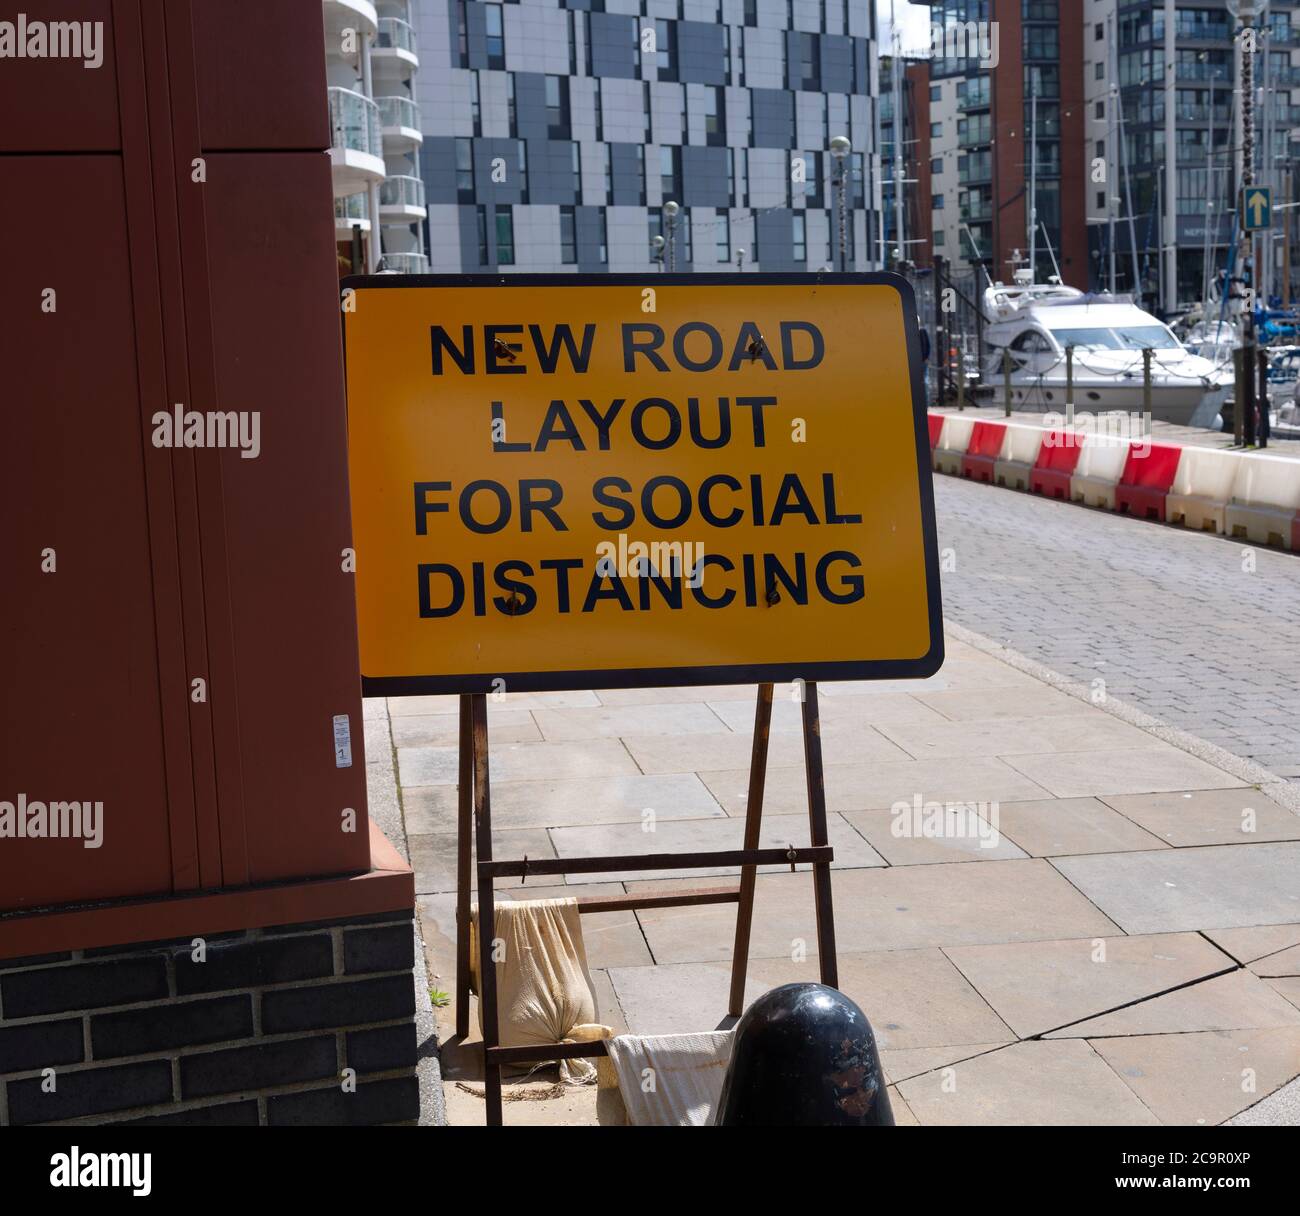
[801, 682, 838, 989]
[728, 682, 774, 1017]
[454, 694, 473, 1040]
[471, 694, 504, 1125]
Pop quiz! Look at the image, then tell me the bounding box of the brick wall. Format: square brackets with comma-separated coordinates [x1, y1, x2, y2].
[0, 911, 419, 1126]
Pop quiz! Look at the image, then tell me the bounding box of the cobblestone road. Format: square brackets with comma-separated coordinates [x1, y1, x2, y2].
[933, 475, 1300, 780]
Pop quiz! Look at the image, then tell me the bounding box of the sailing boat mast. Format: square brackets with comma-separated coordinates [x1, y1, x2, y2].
[1028, 84, 1038, 279]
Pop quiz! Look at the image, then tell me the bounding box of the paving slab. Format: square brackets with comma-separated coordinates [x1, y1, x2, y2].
[1002, 746, 1247, 798]
[388, 689, 601, 716]
[897, 1040, 1160, 1125]
[607, 947, 1014, 1049]
[1092, 1027, 1300, 1125]
[879, 1043, 1011, 1085]
[944, 933, 1236, 1039]
[402, 771, 725, 834]
[699, 756, 1052, 817]
[1249, 945, 1300, 978]
[915, 686, 1087, 721]
[706, 693, 950, 732]
[629, 859, 1120, 964]
[984, 796, 1169, 857]
[621, 723, 912, 773]
[1047, 970, 1300, 1038]
[399, 737, 642, 787]
[841, 807, 1028, 865]
[1098, 788, 1300, 847]
[1267, 977, 1300, 1012]
[391, 709, 540, 747]
[408, 827, 554, 895]
[532, 702, 730, 741]
[548, 811, 885, 883]
[1205, 924, 1300, 965]
[1051, 843, 1300, 933]
[874, 714, 1155, 762]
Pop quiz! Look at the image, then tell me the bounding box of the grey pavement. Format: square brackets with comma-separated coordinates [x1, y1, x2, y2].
[933, 473, 1300, 780]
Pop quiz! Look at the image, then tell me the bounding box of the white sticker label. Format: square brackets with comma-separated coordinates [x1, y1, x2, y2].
[332, 714, 353, 768]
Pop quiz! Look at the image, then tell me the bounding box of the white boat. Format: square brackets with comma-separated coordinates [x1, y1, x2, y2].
[980, 272, 1234, 426]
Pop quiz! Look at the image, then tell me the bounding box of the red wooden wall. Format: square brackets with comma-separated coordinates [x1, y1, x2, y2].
[0, 0, 371, 919]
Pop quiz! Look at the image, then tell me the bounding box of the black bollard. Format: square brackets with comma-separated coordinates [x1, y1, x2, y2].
[715, 982, 894, 1126]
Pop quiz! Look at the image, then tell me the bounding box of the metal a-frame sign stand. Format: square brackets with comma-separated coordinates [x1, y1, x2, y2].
[453, 680, 839, 1127]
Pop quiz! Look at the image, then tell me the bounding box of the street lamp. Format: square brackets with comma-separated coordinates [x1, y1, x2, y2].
[663, 200, 680, 272]
[829, 134, 852, 273]
[735, 247, 746, 272]
[652, 233, 666, 271]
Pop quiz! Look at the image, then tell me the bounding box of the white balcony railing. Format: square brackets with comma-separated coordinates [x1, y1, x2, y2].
[379, 174, 425, 208]
[335, 193, 369, 223]
[377, 95, 421, 131]
[381, 251, 428, 273]
[375, 16, 416, 56]
[327, 87, 382, 158]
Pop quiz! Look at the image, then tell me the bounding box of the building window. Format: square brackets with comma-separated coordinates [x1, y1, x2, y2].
[601, 144, 612, 203]
[931, 121, 942, 138]
[744, 0, 756, 27]
[1095, 99, 1105, 119]
[1096, 190, 1105, 210]
[593, 77, 603, 141]
[933, 229, 945, 246]
[933, 193, 944, 209]
[560, 206, 577, 263]
[703, 85, 727, 146]
[792, 213, 806, 262]
[717, 208, 731, 261]
[470, 71, 481, 136]
[655, 19, 678, 81]
[660, 144, 682, 203]
[506, 73, 517, 137]
[931, 156, 943, 174]
[517, 142, 529, 203]
[485, 4, 506, 71]
[1095, 61, 1104, 81]
[571, 142, 582, 195]
[456, 138, 475, 202]
[476, 205, 489, 263]
[545, 76, 570, 138]
[1094, 21, 1103, 40]
[804, 150, 824, 207]
[495, 205, 515, 265]
[799, 33, 820, 90]
[598, 208, 608, 263]
[930, 84, 941, 102]
[457, 0, 469, 68]
[634, 144, 646, 205]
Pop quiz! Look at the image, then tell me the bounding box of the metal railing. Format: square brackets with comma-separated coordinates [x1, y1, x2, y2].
[327, 87, 382, 158]
[375, 16, 416, 55]
[379, 174, 425, 208]
[378, 94, 421, 131]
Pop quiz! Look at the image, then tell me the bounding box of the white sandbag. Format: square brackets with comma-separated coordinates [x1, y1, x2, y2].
[604, 1031, 734, 1126]
[469, 897, 605, 1084]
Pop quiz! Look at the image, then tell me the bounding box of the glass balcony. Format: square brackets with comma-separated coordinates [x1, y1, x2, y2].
[379, 174, 426, 209]
[327, 87, 382, 158]
[378, 95, 421, 131]
[959, 85, 991, 111]
[381, 251, 428, 273]
[334, 194, 369, 223]
[376, 17, 417, 56]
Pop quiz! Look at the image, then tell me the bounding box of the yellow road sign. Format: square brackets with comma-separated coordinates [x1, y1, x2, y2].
[343, 274, 943, 693]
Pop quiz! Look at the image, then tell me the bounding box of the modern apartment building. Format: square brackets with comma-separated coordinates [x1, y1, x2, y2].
[324, 0, 431, 271]
[902, 0, 1088, 288]
[407, 0, 880, 273]
[1084, 0, 1300, 311]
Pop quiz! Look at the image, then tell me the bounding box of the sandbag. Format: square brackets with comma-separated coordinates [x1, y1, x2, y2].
[603, 1031, 734, 1126]
[469, 897, 606, 1084]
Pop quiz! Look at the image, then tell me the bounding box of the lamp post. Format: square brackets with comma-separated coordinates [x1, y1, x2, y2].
[652, 234, 666, 271]
[735, 247, 746, 272]
[829, 135, 851, 272]
[663, 199, 680, 272]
